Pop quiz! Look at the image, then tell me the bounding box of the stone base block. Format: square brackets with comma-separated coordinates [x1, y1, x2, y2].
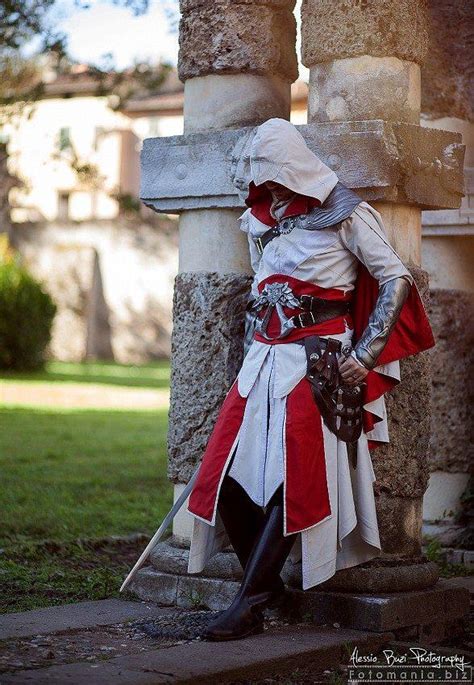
[285, 579, 469, 635]
[129, 567, 240, 611]
[141, 121, 464, 213]
[149, 537, 439, 593]
[393, 617, 467, 645]
[150, 538, 243, 581]
[310, 557, 440, 593]
[129, 566, 469, 641]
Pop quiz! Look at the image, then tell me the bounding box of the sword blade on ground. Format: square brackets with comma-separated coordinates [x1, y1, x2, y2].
[120, 468, 200, 593]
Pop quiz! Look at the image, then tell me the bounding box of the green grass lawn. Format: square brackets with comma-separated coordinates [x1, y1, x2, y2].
[1, 407, 171, 543]
[0, 362, 173, 613]
[0, 359, 170, 389]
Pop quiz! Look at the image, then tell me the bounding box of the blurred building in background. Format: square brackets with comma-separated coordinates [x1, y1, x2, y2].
[3, 65, 184, 363]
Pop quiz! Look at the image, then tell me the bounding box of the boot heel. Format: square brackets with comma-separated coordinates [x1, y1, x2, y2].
[203, 619, 264, 642]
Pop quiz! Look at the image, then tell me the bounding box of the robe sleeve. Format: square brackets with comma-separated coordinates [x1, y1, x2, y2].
[339, 203, 435, 446]
[338, 204, 413, 286]
[239, 208, 261, 298]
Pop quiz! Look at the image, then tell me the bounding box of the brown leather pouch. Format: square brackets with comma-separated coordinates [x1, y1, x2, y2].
[303, 336, 363, 461]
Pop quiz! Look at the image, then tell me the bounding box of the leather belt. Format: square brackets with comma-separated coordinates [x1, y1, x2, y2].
[293, 295, 350, 329]
[248, 282, 350, 341]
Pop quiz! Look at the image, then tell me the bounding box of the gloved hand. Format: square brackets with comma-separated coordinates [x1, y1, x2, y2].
[338, 354, 369, 386]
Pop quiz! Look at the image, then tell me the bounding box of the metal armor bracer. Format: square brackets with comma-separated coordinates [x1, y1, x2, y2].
[354, 276, 411, 370]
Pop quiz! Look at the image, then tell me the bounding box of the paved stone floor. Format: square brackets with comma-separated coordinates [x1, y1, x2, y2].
[1, 588, 473, 684]
[0, 599, 393, 683]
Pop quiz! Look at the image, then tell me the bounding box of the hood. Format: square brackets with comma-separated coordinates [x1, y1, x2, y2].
[231, 118, 338, 206]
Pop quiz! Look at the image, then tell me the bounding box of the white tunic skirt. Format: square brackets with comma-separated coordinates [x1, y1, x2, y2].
[187, 325, 399, 589]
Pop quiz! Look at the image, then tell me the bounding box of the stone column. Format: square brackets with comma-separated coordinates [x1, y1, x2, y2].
[170, 0, 298, 541]
[301, 0, 436, 587]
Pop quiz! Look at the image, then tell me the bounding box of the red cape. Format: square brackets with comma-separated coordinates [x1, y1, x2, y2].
[352, 266, 435, 445]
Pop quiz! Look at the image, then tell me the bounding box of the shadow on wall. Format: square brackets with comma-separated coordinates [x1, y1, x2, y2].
[120, 297, 172, 361]
[85, 250, 114, 361]
[11, 217, 178, 363]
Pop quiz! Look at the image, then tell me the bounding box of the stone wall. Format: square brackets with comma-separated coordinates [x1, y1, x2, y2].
[417, 0, 473, 524]
[427, 289, 474, 474]
[11, 216, 178, 363]
[421, 0, 474, 122]
[167, 272, 253, 483]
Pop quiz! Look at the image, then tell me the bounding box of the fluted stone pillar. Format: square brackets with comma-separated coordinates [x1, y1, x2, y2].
[301, 0, 436, 585]
[170, 0, 298, 541]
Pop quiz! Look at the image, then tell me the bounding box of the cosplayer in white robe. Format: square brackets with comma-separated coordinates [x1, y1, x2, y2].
[187, 119, 415, 590]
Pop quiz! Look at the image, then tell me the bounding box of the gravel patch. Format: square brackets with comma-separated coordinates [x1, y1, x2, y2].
[132, 609, 220, 641]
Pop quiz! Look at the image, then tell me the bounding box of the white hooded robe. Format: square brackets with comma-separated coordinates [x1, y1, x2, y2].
[187, 119, 412, 589]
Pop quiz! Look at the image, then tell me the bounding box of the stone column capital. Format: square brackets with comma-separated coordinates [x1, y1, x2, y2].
[178, 0, 298, 82]
[140, 122, 465, 213]
[301, 0, 429, 68]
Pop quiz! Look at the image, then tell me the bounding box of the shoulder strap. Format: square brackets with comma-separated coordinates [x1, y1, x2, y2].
[254, 225, 282, 255]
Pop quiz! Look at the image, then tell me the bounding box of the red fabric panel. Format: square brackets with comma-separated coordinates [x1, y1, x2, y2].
[254, 316, 349, 344]
[246, 183, 320, 227]
[285, 378, 331, 534]
[188, 376, 332, 535]
[364, 370, 398, 407]
[188, 383, 247, 523]
[258, 274, 352, 301]
[254, 274, 353, 344]
[352, 266, 435, 366]
[351, 266, 435, 447]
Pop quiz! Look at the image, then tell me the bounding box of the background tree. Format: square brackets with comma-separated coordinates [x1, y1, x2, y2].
[0, 0, 175, 232]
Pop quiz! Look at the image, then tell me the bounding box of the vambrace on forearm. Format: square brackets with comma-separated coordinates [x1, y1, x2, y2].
[354, 276, 411, 370]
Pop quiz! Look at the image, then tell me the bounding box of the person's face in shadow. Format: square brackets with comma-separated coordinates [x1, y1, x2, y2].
[265, 181, 294, 203]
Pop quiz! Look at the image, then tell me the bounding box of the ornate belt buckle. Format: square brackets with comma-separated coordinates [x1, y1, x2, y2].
[255, 282, 301, 340]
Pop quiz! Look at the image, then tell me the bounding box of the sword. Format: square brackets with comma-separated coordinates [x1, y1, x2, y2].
[120, 467, 200, 593]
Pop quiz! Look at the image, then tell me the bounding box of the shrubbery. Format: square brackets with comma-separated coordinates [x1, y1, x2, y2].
[0, 259, 56, 370]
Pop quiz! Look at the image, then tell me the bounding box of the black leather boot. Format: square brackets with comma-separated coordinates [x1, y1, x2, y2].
[204, 486, 296, 641]
[218, 476, 285, 602]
